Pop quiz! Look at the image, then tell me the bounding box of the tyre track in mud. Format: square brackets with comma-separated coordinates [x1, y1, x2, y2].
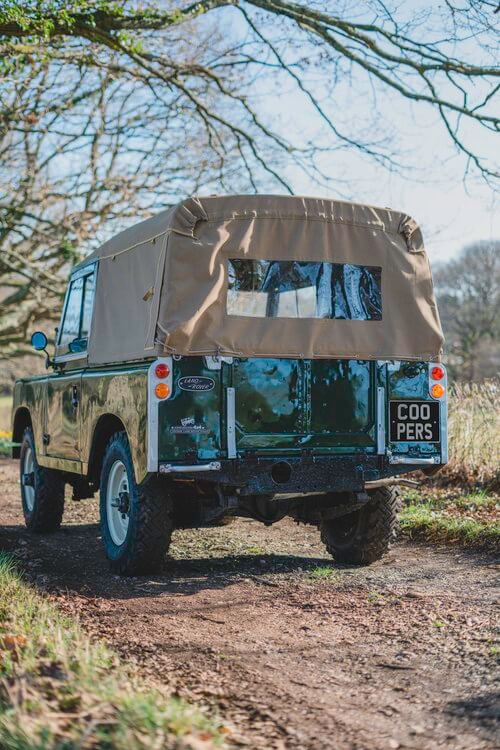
[1, 458, 498, 749]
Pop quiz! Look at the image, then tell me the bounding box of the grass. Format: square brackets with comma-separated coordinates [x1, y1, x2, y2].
[400, 489, 500, 553]
[0, 433, 12, 457]
[0, 554, 227, 749]
[308, 565, 338, 581]
[444, 380, 499, 490]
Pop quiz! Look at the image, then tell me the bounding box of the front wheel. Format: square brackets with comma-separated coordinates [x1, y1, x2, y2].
[100, 432, 173, 575]
[20, 427, 65, 533]
[320, 486, 401, 565]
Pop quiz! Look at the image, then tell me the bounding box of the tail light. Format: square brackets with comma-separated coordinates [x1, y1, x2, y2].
[155, 383, 170, 399]
[149, 357, 173, 402]
[430, 383, 445, 399]
[429, 363, 446, 399]
[155, 363, 170, 379]
[431, 366, 445, 381]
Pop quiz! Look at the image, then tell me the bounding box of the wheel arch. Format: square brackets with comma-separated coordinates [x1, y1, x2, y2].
[87, 414, 128, 485]
[12, 407, 32, 458]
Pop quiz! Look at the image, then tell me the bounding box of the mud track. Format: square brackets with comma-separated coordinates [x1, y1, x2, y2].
[1, 458, 498, 749]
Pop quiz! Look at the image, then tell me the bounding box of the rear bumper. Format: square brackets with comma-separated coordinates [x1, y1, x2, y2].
[158, 454, 443, 494]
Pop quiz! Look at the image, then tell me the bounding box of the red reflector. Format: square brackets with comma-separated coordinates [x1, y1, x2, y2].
[431, 366, 445, 381]
[155, 363, 170, 379]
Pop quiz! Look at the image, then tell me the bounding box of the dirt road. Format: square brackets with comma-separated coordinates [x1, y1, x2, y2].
[1, 457, 498, 749]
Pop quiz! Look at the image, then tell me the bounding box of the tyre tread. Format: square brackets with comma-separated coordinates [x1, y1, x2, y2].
[321, 486, 402, 565]
[101, 432, 172, 576]
[21, 427, 65, 533]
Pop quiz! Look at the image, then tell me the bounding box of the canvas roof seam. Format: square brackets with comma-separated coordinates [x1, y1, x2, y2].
[200, 214, 390, 233]
[76, 226, 195, 269]
[144, 235, 168, 349]
[159, 341, 438, 361]
[196, 194, 400, 216]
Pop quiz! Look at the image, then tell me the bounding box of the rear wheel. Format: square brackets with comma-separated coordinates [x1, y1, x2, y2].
[320, 486, 401, 565]
[20, 427, 65, 533]
[100, 431, 173, 575]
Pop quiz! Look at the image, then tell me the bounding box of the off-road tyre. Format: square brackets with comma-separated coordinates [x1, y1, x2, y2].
[20, 427, 65, 533]
[320, 486, 402, 565]
[100, 431, 173, 576]
[210, 516, 235, 527]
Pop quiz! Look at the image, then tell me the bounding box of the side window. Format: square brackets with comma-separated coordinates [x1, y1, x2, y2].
[58, 277, 84, 354]
[57, 269, 96, 356]
[80, 272, 95, 341]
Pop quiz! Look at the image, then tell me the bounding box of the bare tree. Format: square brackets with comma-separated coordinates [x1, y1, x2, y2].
[1, 18, 282, 357]
[1, 1, 497, 177]
[434, 241, 500, 382]
[0, 1, 498, 360]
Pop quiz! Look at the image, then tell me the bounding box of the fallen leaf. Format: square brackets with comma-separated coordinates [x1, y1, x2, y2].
[0, 634, 28, 652]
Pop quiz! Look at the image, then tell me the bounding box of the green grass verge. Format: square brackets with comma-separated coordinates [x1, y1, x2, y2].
[0, 437, 13, 457]
[400, 492, 500, 554]
[0, 554, 227, 749]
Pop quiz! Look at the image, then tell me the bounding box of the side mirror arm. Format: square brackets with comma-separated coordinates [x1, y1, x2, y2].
[43, 349, 55, 370]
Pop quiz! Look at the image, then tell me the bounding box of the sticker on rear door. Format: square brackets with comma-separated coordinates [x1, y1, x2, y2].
[389, 400, 440, 442]
[178, 376, 215, 392]
[170, 417, 209, 434]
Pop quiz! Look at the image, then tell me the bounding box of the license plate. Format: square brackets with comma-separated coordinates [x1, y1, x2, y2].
[389, 400, 440, 442]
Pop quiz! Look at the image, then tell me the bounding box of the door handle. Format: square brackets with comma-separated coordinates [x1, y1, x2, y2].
[71, 385, 79, 409]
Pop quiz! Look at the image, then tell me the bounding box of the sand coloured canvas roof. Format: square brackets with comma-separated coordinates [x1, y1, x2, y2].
[77, 195, 444, 364]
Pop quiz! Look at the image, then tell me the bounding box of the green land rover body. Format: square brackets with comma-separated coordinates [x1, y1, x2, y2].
[12, 195, 447, 575]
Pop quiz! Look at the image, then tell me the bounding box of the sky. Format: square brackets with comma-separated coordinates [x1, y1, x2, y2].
[236, 2, 499, 265]
[285, 123, 499, 264]
[282, 100, 499, 264]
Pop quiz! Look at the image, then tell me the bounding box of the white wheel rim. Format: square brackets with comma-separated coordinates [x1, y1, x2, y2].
[106, 460, 130, 546]
[22, 446, 35, 512]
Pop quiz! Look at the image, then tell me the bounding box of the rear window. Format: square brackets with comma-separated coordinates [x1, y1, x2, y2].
[227, 259, 382, 320]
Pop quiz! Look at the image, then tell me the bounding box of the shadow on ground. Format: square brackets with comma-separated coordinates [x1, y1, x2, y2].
[0, 520, 340, 600]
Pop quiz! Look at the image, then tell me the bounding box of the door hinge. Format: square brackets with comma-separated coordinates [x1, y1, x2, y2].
[226, 386, 237, 459]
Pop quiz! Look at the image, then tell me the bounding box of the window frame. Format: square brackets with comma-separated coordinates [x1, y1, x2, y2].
[55, 263, 98, 363]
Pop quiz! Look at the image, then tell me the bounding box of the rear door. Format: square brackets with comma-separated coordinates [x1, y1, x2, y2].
[308, 360, 376, 448]
[232, 357, 376, 453]
[233, 358, 304, 451]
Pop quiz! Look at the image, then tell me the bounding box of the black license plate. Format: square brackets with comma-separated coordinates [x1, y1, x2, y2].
[389, 400, 440, 442]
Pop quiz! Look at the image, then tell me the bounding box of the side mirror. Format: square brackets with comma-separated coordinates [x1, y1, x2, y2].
[30, 331, 54, 369]
[31, 331, 48, 351]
